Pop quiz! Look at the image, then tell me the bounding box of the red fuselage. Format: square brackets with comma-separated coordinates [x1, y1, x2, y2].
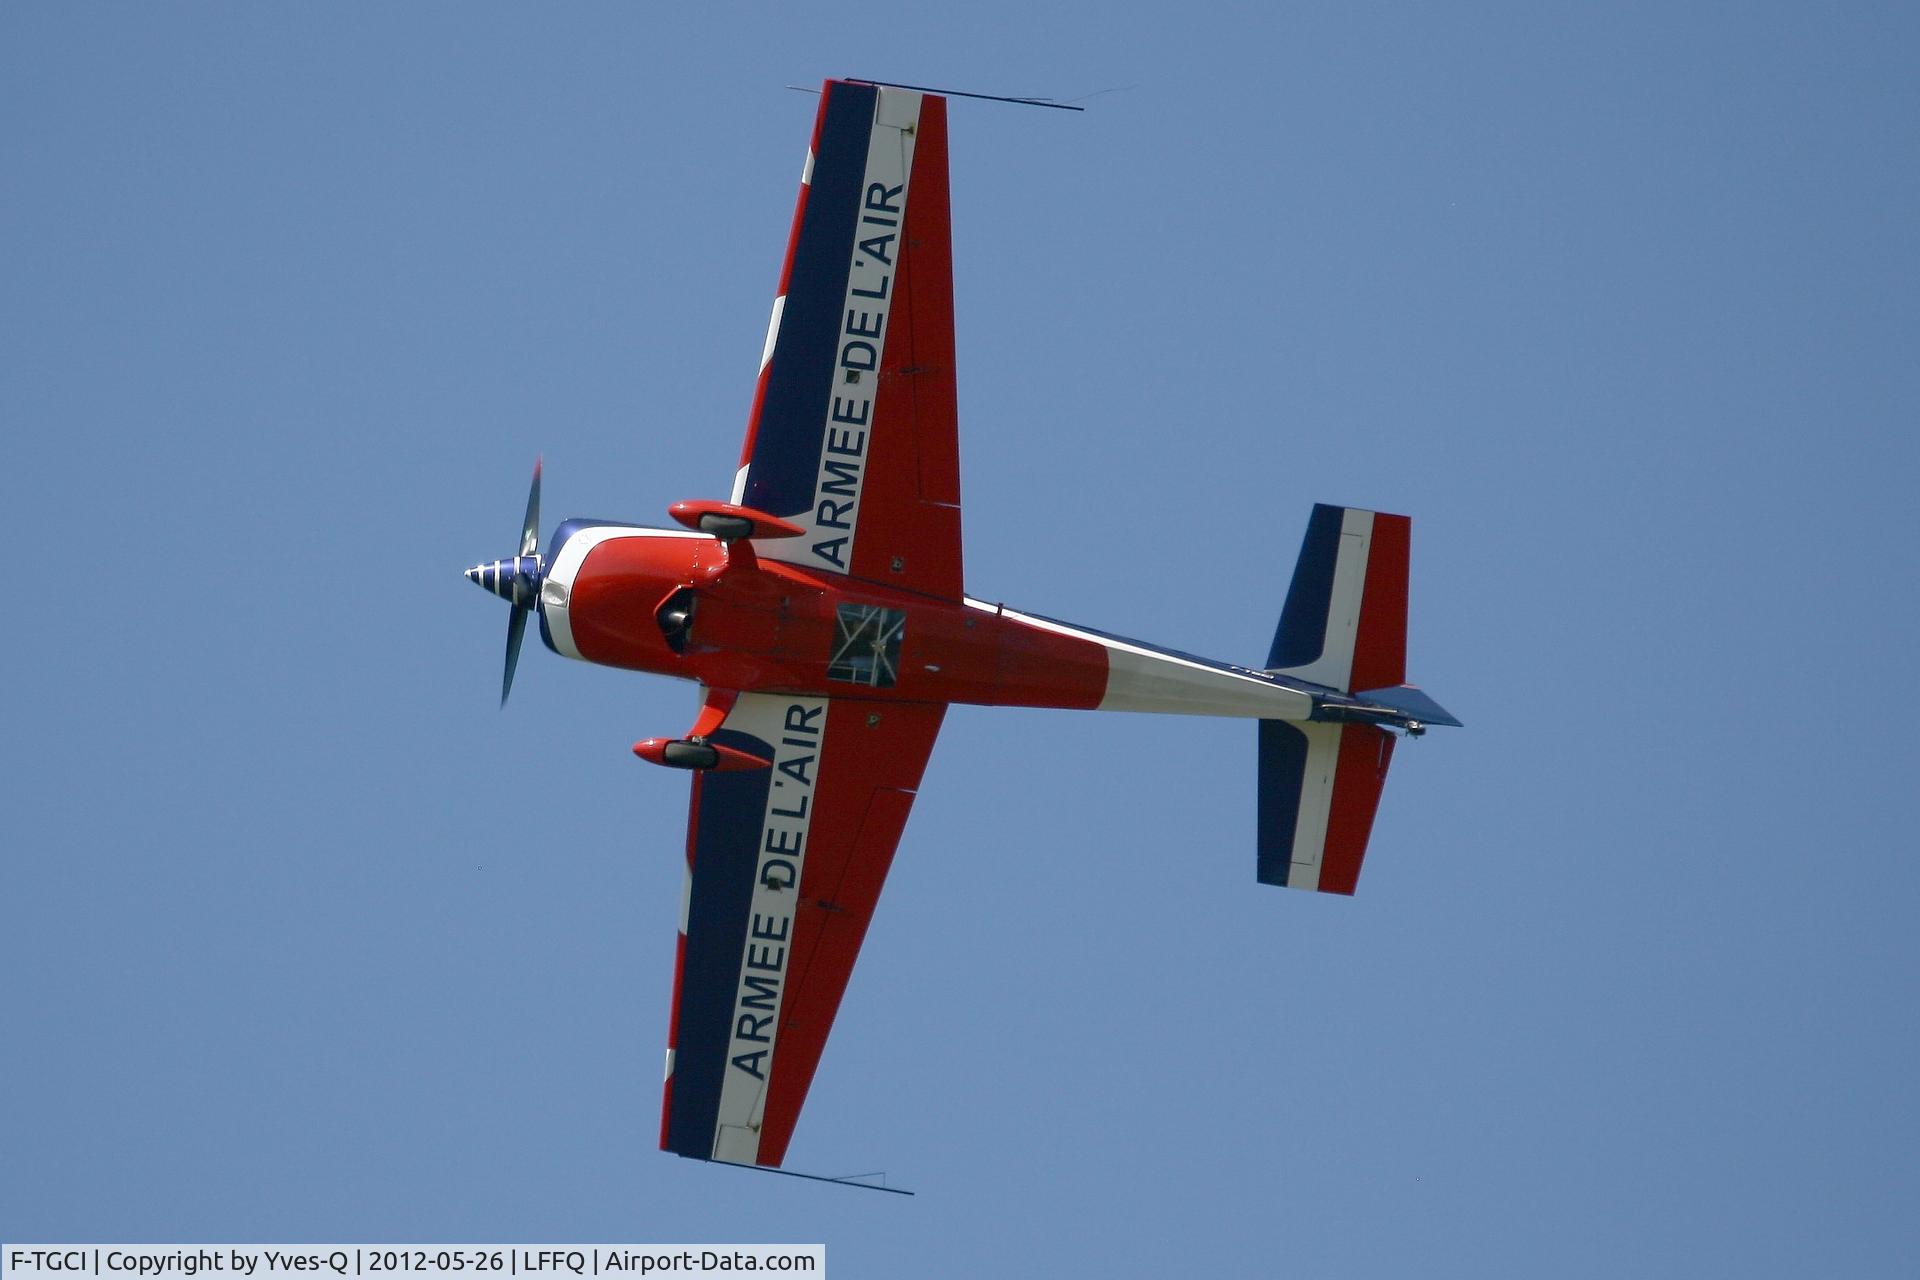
[549, 527, 1109, 712]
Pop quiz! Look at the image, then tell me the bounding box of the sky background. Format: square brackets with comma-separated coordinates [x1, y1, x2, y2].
[4, 3, 1917, 1276]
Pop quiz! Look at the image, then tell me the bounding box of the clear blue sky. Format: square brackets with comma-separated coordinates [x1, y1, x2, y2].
[5, 3, 1917, 1276]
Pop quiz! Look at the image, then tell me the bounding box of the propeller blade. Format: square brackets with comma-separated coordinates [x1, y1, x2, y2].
[519, 458, 542, 557]
[502, 605, 529, 706]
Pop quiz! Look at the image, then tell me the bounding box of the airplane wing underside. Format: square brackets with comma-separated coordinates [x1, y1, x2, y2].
[661, 690, 945, 1168]
[732, 80, 963, 602]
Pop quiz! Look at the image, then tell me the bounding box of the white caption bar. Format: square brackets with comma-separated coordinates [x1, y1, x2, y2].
[2, 1249, 823, 1280]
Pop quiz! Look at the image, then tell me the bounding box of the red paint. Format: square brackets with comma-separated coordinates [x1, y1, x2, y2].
[631, 737, 770, 771]
[844, 94, 965, 602]
[738, 362, 775, 477]
[735, 86, 828, 474]
[686, 688, 736, 738]
[756, 701, 945, 1166]
[1349, 512, 1409, 693]
[659, 928, 686, 1150]
[561, 531, 1109, 711]
[667, 500, 805, 539]
[1317, 724, 1395, 895]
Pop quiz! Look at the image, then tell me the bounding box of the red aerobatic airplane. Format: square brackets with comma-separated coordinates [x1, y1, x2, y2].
[466, 79, 1458, 1178]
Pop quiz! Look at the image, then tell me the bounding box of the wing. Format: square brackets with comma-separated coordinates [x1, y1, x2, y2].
[660, 690, 946, 1168]
[732, 80, 963, 601]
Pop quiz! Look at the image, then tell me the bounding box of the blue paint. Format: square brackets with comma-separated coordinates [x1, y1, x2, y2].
[1255, 719, 1310, 886]
[663, 725, 777, 1159]
[1267, 503, 1346, 670]
[542, 517, 653, 564]
[742, 81, 878, 520]
[1348, 683, 1462, 728]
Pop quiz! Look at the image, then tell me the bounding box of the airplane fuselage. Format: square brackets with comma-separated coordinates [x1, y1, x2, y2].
[535, 521, 1320, 721]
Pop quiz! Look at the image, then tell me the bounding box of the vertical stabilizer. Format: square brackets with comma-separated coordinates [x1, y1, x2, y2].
[1267, 504, 1408, 694]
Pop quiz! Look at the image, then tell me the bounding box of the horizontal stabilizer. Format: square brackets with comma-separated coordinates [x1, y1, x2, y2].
[1352, 683, 1462, 729]
[1257, 720, 1395, 895]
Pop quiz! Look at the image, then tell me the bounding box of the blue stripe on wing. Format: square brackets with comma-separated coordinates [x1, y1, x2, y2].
[664, 725, 776, 1159]
[741, 81, 878, 521]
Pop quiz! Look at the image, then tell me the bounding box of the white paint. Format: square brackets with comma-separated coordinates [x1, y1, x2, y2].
[715, 1124, 760, 1165]
[1271, 508, 1374, 692]
[992, 603, 1315, 720]
[1100, 646, 1316, 718]
[708, 692, 830, 1164]
[1283, 722, 1346, 891]
[678, 860, 694, 933]
[540, 526, 705, 661]
[759, 293, 785, 371]
[756, 87, 922, 580]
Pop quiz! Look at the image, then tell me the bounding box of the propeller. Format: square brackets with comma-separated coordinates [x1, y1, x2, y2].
[518, 456, 542, 558]
[465, 458, 545, 706]
[501, 600, 529, 706]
